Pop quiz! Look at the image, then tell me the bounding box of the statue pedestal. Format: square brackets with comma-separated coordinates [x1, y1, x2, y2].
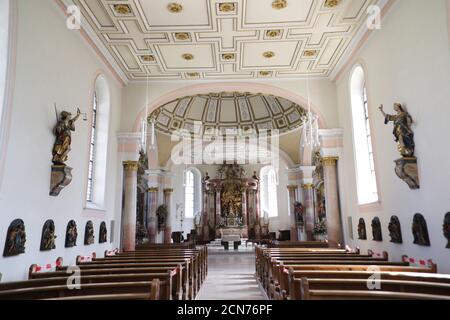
[394, 157, 419, 189]
[50, 165, 72, 196]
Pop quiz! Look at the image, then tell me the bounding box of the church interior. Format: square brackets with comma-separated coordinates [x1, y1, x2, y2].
[0, 0, 449, 302]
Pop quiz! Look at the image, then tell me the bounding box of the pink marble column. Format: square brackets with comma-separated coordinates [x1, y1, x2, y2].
[122, 161, 138, 252]
[147, 187, 158, 244]
[322, 157, 343, 247]
[163, 188, 173, 244]
[254, 190, 261, 239]
[302, 183, 315, 241]
[287, 185, 298, 241]
[208, 191, 215, 230]
[241, 190, 248, 226]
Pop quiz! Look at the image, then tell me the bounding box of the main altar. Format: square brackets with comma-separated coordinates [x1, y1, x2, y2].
[198, 164, 262, 241]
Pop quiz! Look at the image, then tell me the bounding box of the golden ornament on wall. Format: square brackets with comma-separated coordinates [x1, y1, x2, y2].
[175, 33, 190, 41]
[113, 4, 132, 15]
[263, 51, 275, 59]
[219, 3, 235, 12]
[266, 30, 281, 38]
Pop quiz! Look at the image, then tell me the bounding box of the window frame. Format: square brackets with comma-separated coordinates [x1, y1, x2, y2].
[183, 167, 202, 220]
[260, 166, 279, 218]
[349, 64, 381, 209]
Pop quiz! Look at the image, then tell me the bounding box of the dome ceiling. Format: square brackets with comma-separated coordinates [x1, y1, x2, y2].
[150, 92, 307, 136]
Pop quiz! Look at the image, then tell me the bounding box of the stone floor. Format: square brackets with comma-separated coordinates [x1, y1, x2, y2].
[196, 250, 267, 300]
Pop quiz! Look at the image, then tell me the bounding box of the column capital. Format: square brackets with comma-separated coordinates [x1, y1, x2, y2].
[148, 187, 159, 193]
[287, 185, 298, 191]
[123, 161, 139, 171]
[302, 183, 314, 190]
[163, 188, 174, 194]
[322, 156, 339, 166]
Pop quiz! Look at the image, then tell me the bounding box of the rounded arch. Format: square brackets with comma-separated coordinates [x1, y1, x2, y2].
[184, 166, 202, 220]
[131, 82, 328, 133]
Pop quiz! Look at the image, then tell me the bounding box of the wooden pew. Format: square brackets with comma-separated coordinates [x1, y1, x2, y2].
[304, 290, 450, 300]
[27, 267, 177, 300]
[0, 278, 162, 300]
[288, 270, 450, 300]
[299, 277, 450, 300]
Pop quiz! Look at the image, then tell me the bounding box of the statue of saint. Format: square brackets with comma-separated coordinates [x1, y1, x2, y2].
[52, 108, 81, 165]
[379, 103, 415, 157]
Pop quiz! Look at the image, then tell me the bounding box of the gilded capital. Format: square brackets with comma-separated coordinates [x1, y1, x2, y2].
[148, 187, 159, 193]
[302, 183, 314, 190]
[287, 185, 298, 191]
[123, 161, 139, 171]
[164, 188, 174, 194]
[322, 157, 339, 166]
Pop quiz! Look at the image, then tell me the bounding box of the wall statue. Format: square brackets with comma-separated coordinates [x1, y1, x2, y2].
[357, 218, 367, 240]
[371, 217, 383, 242]
[99, 221, 108, 244]
[3, 219, 26, 257]
[412, 213, 430, 246]
[65, 220, 78, 248]
[40, 220, 57, 251]
[379, 103, 419, 189]
[443, 212, 450, 249]
[388, 215, 403, 244]
[156, 205, 168, 231]
[50, 107, 83, 196]
[84, 221, 95, 245]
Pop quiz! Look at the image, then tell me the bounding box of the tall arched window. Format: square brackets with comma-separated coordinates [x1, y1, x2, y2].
[86, 75, 111, 209]
[184, 168, 202, 219]
[350, 65, 379, 205]
[260, 166, 278, 218]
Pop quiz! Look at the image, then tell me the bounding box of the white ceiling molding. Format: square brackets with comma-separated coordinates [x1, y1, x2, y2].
[67, 0, 383, 82]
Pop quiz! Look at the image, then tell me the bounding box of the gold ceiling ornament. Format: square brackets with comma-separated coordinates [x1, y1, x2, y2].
[259, 71, 272, 76]
[266, 30, 281, 38]
[272, 0, 287, 10]
[219, 2, 236, 12]
[303, 50, 318, 57]
[222, 53, 235, 60]
[182, 53, 194, 61]
[324, 0, 342, 8]
[186, 72, 200, 77]
[141, 55, 155, 62]
[175, 32, 190, 41]
[263, 51, 275, 59]
[113, 4, 132, 15]
[167, 2, 183, 13]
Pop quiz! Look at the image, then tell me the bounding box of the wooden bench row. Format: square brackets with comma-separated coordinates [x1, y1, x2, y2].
[255, 245, 449, 300]
[0, 246, 207, 300]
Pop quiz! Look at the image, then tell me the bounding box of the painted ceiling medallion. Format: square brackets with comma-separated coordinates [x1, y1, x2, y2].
[167, 3, 183, 13]
[182, 53, 194, 61]
[303, 50, 318, 57]
[272, 0, 287, 10]
[324, 0, 342, 8]
[263, 51, 275, 59]
[266, 30, 281, 38]
[219, 3, 236, 12]
[141, 55, 155, 62]
[186, 72, 200, 77]
[113, 4, 132, 15]
[175, 32, 190, 41]
[222, 53, 235, 60]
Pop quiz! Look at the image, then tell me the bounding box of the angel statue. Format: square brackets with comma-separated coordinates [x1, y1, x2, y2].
[379, 103, 415, 158]
[52, 108, 81, 165]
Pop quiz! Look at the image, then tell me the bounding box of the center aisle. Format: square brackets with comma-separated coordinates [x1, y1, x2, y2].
[196, 250, 267, 300]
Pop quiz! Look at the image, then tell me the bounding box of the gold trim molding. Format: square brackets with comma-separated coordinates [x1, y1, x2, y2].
[322, 157, 339, 166]
[123, 161, 138, 171]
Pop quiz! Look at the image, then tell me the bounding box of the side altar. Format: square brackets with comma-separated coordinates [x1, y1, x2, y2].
[198, 164, 262, 241]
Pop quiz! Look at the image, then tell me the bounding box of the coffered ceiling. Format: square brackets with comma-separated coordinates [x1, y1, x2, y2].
[70, 0, 380, 82]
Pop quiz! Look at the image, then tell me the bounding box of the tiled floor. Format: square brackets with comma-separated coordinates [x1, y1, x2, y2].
[196, 250, 267, 300]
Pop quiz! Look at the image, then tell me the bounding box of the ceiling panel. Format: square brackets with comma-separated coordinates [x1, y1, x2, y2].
[73, 0, 379, 81]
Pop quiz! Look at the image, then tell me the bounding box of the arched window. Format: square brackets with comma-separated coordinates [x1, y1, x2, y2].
[260, 166, 278, 218]
[350, 65, 379, 205]
[86, 75, 111, 209]
[184, 168, 201, 219]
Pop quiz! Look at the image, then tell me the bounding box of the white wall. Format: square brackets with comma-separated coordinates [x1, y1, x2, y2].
[0, 0, 122, 281]
[336, 0, 450, 272]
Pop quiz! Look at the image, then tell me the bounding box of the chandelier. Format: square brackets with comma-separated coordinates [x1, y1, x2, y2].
[301, 71, 321, 149]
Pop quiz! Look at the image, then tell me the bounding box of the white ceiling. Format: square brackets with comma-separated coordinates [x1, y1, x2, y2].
[72, 0, 380, 82]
